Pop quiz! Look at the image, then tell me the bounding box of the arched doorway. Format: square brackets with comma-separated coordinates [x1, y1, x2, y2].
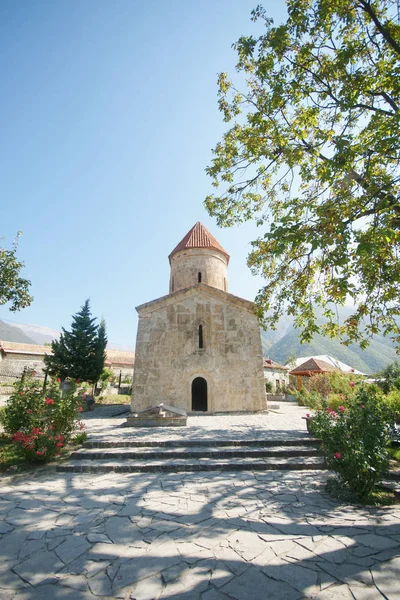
[191, 377, 207, 411]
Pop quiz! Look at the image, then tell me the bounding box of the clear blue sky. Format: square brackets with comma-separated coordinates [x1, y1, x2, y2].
[0, 0, 287, 347]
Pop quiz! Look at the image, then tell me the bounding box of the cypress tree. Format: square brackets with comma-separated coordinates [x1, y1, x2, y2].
[94, 318, 108, 384]
[45, 299, 107, 383]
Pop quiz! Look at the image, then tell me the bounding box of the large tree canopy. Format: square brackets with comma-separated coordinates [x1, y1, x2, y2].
[0, 232, 32, 312]
[205, 0, 400, 348]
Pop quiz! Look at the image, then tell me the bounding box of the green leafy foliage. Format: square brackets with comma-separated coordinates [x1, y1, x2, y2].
[71, 431, 88, 446]
[100, 367, 114, 387]
[206, 1, 400, 348]
[385, 388, 400, 421]
[307, 371, 360, 395]
[295, 372, 361, 408]
[311, 386, 392, 500]
[265, 380, 273, 392]
[0, 372, 84, 463]
[0, 232, 32, 312]
[378, 360, 400, 393]
[44, 299, 107, 384]
[95, 319, 108, 383]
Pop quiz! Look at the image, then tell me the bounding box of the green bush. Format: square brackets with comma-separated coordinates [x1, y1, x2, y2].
[311, 386, 392, 501]
[100, 368, 114, 388]
[377, 360, 400, 394]
[325, 392, 352, 411]
[295, 388, 323, 409]
[0, 373, 85, 463]
[306, 371, 361, 397]
[385, 389, 400, 422]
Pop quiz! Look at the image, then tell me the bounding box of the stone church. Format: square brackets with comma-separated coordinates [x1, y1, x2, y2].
[129, 222, 266, 414]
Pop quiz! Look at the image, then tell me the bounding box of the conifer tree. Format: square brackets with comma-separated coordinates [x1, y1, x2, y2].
[94, 318, 108, 383]
[45, 299, 107, 383]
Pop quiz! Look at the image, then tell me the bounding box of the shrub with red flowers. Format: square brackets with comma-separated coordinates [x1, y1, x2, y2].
[311, 385, 392, 501]
[0, 372, 85, 463]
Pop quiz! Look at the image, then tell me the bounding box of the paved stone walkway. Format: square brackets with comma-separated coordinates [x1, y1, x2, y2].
[81, 404, 312, 442]
[1, 405, 400, 599]
[1, 469, 400, 599]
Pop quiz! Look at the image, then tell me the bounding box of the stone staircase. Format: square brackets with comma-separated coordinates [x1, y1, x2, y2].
[57, 437, 326, 474]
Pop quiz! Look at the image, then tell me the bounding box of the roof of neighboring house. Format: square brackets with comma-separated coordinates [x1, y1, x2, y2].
[289, 358, 340, 376]
[168, 221, 230, 264]
[0, 341, 50, 356]
[105, 350, 135, 367]
[293, 354, 364, 375]
[0, 340, 135, 366]
[263, 358, 289, 371]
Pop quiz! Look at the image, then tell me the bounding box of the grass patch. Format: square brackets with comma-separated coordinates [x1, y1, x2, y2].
[325, 476, 399, 505]
[71, 432, 88, 446]
[0, 432, 86, 475]
[95, 394, 131, 405]
[0, 435, 26, 473]
[388, 446, 400, 462]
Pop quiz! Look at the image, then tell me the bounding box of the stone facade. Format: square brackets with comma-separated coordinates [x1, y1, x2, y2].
[263, 358, 290, 392]
[130, 222, 266, 415]
[169, 248, 228, 293]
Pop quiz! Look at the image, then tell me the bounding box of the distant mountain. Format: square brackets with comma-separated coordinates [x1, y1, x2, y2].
[7, 321, 59, 345]
[261, 306, 399, 374]
[260, 318, 293, 355]
[262, 327, 397, 374]
[0, 320, 36, 344]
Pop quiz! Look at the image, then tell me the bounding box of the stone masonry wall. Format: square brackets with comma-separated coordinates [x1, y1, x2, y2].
[131, 289, 266, 414]
[264, 369, 290, 392]
[169, 249, 228, 293]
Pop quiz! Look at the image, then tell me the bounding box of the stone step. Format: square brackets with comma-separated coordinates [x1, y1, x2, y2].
[57, 455, 327, 474]
[70, 444, 323, 461]
[83, 437, 319, 449]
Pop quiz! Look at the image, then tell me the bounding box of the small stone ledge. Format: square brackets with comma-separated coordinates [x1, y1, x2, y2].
[126, 403, 187, 428]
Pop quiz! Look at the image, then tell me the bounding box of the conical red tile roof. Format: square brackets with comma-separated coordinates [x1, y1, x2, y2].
[168, 222, 230, 263]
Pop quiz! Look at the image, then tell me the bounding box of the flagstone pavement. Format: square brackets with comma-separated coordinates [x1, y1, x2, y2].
[1, 405, 399, 600]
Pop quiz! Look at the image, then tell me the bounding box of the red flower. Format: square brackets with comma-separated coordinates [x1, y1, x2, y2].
[45, 398, 54, 405]
[57, 377, 61, 383]
[334, 452, 342, 460]
[338, 406, 345, 412]
[361, 404, 365, 409]
[56, 442, 63, 448]
[78, 406, 83, 412]
[349, 381, 355, 388]
[306, 413, 310, 418]
[76, 379, 81, 384]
